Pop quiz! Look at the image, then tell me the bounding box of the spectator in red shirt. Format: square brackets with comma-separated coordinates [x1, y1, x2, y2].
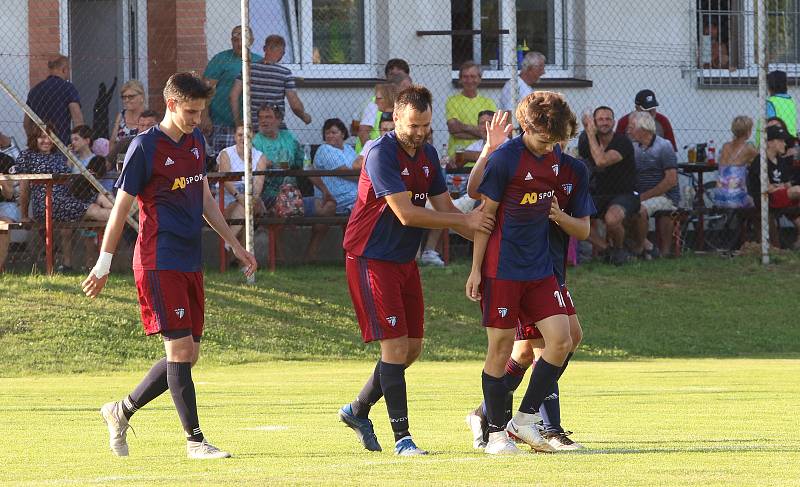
[615, 89, 677, 151]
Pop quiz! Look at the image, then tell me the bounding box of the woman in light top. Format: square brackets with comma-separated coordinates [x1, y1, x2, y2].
[713, 115, 756, 208]
[110, 79, 146, 151]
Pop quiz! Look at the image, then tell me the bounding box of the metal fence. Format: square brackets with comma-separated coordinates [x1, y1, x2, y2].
[0, 0, 794, 273]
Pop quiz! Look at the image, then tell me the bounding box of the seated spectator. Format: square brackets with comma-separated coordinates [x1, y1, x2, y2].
[461, 110, 496, 163]
[70, 125, 96, 171]
[107, 110, 160, 169]
[615, 90, 678, 151]
[217, 121, 269, 261]
[714, 116, 756, 208]
[354, 111, 395, 169]
[109, 79, 146, 153]
[0, 153, 18, 271]
[16, 125, 111, 272]
[445, 61, 497, 157]
[628, 111, 679, 258]
[0, 131, 21, 161]
[579, 106, 640, 265]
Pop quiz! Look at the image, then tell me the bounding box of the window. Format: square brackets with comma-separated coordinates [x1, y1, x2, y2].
[450, 0, 571, 77]
[250, 0, 373, 76]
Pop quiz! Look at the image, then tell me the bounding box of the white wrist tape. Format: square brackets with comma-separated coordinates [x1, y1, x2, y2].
[92, 251, 113, 279]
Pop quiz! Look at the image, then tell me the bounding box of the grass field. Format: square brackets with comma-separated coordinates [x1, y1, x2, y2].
[1, 359, 799, 486]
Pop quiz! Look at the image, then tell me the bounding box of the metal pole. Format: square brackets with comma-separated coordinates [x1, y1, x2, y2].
[241, 0, 255, 283]
[757, 0, 769, 265]
[505, 0, 518, 125]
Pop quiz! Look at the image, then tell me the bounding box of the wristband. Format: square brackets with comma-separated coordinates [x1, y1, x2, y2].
[92, 251, 113, 279]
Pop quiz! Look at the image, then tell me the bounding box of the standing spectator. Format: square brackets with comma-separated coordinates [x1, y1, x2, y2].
[615, 89, 677, 151]
[16, 125, 111, 272]
[713, 116, 756, 209]
[445, 61, 498, 157]
[498, 51, 545, 113]
[25, 54, 84, 144]
[0, 153, 17, 271]
[628, 111, 679, 258]
[203, 25, 263, 154]
[355, 59, 411, 152]
[578, 106, 639, 265]
[230, 34, 311, 129]
[766, 70, 797, 137]
[109, 80, 146, 153]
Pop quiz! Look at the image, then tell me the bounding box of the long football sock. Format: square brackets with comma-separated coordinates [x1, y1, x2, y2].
[557, 352, 574, 380]
[122, 358, 168, 419]
[539, 382, 563, 433]
[351, 360, 382, 418]
[481, 372, 509, 433]
[502, 358, 530, 424]
[379, 361, 410, 442]
[517, 358, 560, 419]
[167, 361, 203, 443]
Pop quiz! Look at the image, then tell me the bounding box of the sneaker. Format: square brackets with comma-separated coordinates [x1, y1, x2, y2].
[394, 436, 428, 456]
[419, 250, 445, 267]
[465, 412, 487, 449]
[100, 401, 129, 456]
[506, 418, 555, 452]
[484, 431, 523, 455]
[338, 404, 382, 452]
[610, 247, 628, 266]
[186, 439, 232, 459]
[543, 430, 585, 451]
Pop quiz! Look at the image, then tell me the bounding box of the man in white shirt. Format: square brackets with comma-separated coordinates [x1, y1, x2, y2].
[499, 52, 546, 113]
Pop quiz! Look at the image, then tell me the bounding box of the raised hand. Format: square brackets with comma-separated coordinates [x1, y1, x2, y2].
[485, 111, 513, 152]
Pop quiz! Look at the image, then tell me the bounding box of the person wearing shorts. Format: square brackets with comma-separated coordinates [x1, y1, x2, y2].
[465, 92, 581, 455]
[82, 72, 257, 460]
[337, 85, 494, 456]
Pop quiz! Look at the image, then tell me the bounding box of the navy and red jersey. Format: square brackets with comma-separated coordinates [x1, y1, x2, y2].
[342, 131, 447, 263]
[549, 154, 595, 286]
[116, 126, 207, 272]
[478, 135, 562, 281]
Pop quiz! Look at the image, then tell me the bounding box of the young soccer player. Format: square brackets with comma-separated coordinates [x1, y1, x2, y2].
[82, 72, 257, 459]
[464, 101, 594, 452]
[338, 85, 495, 455]
[465, 91, 579, 455]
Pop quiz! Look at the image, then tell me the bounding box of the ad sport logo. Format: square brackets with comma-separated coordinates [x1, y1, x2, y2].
[190, 147, 200, 159]
[497, 307, 508, 318]
[386, 316, 397, 327]
[174, 308, 185, 319]
[562, 183, 573, 195]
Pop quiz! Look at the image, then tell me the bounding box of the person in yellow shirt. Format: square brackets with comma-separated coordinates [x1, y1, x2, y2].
[446, 61, 498, 157]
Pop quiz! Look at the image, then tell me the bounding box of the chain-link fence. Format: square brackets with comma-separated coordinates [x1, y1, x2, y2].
[1, 0, 797, 273]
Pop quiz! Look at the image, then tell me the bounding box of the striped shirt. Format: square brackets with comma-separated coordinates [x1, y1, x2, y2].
[633, 134, 679, 204]
[239, 62, 296, 126]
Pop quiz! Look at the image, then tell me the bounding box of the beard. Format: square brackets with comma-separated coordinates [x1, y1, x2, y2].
[395, 130, 425, 149]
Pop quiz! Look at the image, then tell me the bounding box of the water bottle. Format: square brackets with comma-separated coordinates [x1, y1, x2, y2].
[707, 140, 716, 166]
[303, 143, 312, 169]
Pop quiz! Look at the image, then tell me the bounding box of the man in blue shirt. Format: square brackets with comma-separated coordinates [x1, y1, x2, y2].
[25, 55, 84, 144]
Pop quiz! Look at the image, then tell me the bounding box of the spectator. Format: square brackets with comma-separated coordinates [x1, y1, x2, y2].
[70, 125, 96, 171]
[0, 153, 17, 271]
[766, 70, 797, 137]
[109, 80, 145, 153]
[16, 125, 111, 272]
[356, 81, 402, 152]
[578, 106, 639, 266]
[230, 34, 311, 129]
[615, 89, 677, 151]
[0, 131, 21, 161]
[445, 61, 497, 157]
[24, 54, 83, 144]
[107, 110, 160, 169]
[217, 121, 269, 264]
[499, 51, 545, 113]
[713, 116, 756, 209]
[462, 110, 497, 162]
[203, 25, 263, 155]
[354, 111, 394, 169]
[355, 58, 411, 152]
[628, 111, 679, 258]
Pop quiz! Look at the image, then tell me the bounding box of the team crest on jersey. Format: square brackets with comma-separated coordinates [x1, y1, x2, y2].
[562, 183, 573, 195]
[551, 164, 559, 176]
[175, 308, 185, 319]
[422, 165, 430, 177]
[191, 147, 200, 159]
[386, 316, 397, 327]
[497, 307, 508, 318]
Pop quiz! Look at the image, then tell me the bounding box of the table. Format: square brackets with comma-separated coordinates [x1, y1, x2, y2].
[677, 163, 718, 250]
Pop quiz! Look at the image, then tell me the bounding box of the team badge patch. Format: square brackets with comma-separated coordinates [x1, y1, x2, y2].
[497, 307, 508, 318]
[562, 183, 573, 195]
[191, 147, 200, 159]
[175, 308, 185, 319]
[386, 316, 397, 327]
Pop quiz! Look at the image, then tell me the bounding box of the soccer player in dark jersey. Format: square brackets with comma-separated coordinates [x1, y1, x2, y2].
[465, 91, 580, 455]
[81, 72, 257, 459]
[465, 104, 595, 455]
[337, 85, 495, 455]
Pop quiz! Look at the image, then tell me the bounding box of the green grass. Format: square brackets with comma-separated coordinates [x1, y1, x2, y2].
[1, 254, 799, 375]
[1, 359, 798, 486]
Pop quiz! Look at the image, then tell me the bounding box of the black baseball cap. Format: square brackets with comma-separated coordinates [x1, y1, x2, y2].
[635, 89, 659, 110]
[767, 124, 791, 142]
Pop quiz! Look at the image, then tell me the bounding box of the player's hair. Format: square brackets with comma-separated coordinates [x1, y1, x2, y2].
[629, 110, 656, 134]
[594, 105, 615, 119]
[384, 58, 410, 76]
[520, 91, 578, 142]
[162, 72, 213, 102]
[26, 122, 57, 152]
[322, 118, 349, 140]
[394, 85, 433, 114]
[459, 60, 482, 78]
[731, 115, 753, 139]
[265, 34, 286, 49]
[139, 109, 161, 120]
[71, 124, 93, 142]
[47, 54, 68, 70]
[375, 82, 400, 108]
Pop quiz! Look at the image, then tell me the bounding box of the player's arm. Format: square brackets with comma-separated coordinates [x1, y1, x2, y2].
[201, 178, 257, 276]
[384, 192, 494, 237]
[81, 190, 136, 298]
[465, 197, 499, 302]
[427, 192, 478, 241]
[549, 198, 590, 240]
[467, 111, 512, 199]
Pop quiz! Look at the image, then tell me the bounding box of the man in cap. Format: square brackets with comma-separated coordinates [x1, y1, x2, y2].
[615, 89, 677, 151]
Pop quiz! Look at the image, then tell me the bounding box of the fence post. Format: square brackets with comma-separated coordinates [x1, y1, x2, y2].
[756, 0, 769, 265]
[241, 0, 255, 283]
[504, 0, 518, 124]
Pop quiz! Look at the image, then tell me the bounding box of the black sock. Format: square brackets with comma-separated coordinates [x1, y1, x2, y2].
[166, 361, 203, 443]
[351, 360, 383, 418]
[502, 358, 529, 392]
[481, 372, 510, 434]
[539, 382, 562, 433]
[557, 352, 573, 380]
[122, 358, 168, 419]
[379, 361, 409, 442]
[518, 358, 560, 414]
